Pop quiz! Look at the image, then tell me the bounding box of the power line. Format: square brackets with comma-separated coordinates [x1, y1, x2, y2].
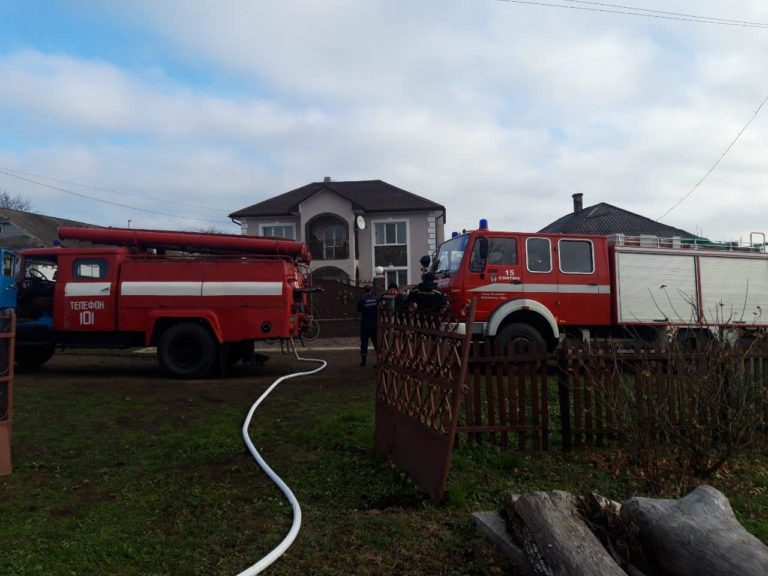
[0, 166, 228, 214]
[497, 0, 768, 28]
[657, 94, 768, 223]
[563, 1, 768, 28]
[0, 168, 233, 225]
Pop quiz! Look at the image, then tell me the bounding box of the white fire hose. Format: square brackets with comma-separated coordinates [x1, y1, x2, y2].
[236, 341, 327, 576]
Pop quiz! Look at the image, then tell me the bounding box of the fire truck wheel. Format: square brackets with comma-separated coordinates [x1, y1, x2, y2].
[158, 322, 217, 379]
[496, 322, 545, 353]
[15, 343, 55, 369]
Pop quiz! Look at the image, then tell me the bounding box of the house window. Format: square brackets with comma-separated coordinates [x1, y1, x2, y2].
[261, 224, 295, 240]
[384, 269, 408, 289]
[323, 225, 347, 259]
[374, 221, 408, 284]
[559, 239, 594, 274]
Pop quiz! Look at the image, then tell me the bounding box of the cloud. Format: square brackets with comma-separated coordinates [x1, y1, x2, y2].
[2, 1, 768, 243]
[0, 51, 329, 142]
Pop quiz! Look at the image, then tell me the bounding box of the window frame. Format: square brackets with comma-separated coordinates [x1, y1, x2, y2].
[557, 238, 595, 275]
[72, 258, 109, 280]
[259, 222, 296, 240]
[372, 219, 410, 284]
[322, 224, 347, 260]
[525, 237, 553, 274]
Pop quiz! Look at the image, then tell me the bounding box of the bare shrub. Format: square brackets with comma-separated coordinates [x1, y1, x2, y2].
[581, 335, 767, 494]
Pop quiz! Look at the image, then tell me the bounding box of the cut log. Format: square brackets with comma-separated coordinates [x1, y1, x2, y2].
[472, 511, 535, 576]
[621, 484, 768, 576]
[505, 490, 627, 576]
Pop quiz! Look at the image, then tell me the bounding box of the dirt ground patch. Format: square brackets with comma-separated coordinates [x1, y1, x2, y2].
[20, 346, 371, 391]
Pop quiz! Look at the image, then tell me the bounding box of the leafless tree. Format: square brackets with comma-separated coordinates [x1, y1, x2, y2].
[0, 190, 33, 211]
[182, 225, 226, 234]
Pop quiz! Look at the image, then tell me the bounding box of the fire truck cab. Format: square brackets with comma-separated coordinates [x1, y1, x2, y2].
[15, 227, 313, 378]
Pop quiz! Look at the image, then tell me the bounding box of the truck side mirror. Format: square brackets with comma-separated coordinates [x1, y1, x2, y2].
[419, 255, 431, 268]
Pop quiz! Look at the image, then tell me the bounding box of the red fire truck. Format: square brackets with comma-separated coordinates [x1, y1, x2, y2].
[15, 226, 313, 378]
[429, 220, 768, 349]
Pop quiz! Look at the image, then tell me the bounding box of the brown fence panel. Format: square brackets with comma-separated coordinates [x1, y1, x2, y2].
[459, 339, 549, 450]
[0, 311, 16, 476]
[374, 303, 475, 503]
[559, 339, 768, 449]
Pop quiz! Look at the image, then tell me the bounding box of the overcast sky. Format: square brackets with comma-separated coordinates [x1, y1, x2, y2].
[1, 1, 767, 242]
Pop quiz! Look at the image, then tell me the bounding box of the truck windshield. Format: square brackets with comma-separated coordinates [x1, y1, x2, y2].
[432, 235, 469, 276]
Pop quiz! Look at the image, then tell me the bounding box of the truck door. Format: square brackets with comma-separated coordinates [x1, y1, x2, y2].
[57, 255, 117, 331]
[0, 251, 17, 309]
[555, 238, 611, 326]
[522, 236, 559, 312]
[466, 235, 522, 320]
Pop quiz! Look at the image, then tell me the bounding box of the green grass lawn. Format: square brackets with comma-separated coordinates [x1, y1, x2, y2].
[1, 350, 766, 575]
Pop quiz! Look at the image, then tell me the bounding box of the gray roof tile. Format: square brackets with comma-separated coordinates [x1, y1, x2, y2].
[229, 180, 445, 218]
[0, 207, 98, 248]
[539, 203, 696, 238]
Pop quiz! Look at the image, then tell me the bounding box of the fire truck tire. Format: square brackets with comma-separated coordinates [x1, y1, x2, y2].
[158, 322, 218, 379]
[15, 343, 55, 369]
[496, 322, 545, 353]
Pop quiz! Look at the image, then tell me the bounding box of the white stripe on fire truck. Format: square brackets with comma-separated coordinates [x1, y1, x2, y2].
[65, 282, 112, 297]
[121, 281, 201, 296]
[119, 281, 283, 297]
[469, 283, 610, 294]
[202, 281, 282, 296]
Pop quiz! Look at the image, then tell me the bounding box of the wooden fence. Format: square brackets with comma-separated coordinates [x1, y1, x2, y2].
[558, 340, 768, 450]
[375, 313, 768, 499]
[463, 339, 768, 451]
[0, 311, 16, 476]
[460, 340, 549, 450]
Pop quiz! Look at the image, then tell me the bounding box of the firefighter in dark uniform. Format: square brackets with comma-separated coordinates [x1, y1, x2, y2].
[379, 282, 407, 311]
[357, 284, 379, 366]
[406, 272, 447, 314]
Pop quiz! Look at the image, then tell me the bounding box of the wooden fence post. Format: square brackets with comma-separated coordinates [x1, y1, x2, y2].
[557, 343, 572, 452]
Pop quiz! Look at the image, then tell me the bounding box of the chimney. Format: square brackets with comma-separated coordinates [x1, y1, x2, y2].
[572, 193, 583, 213]
[323, 176, 332, 183]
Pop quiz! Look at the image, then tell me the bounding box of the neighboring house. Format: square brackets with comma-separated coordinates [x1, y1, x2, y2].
[0, 208, 97, 250]
[540, 193, 696, 238]
[229, 178, 446, 287]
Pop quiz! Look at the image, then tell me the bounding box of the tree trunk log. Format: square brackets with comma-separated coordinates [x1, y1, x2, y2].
[621, 484, 768, 576]
[505, 490, 627, 576]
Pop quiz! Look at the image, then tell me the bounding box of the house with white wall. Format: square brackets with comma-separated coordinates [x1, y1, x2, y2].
[229, 178, 446, 287]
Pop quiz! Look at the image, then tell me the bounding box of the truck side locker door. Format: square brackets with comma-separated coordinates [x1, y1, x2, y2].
[57, 254, 117, 331]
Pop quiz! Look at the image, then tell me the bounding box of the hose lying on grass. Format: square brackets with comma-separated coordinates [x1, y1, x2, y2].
[236, 341, 328, 576]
